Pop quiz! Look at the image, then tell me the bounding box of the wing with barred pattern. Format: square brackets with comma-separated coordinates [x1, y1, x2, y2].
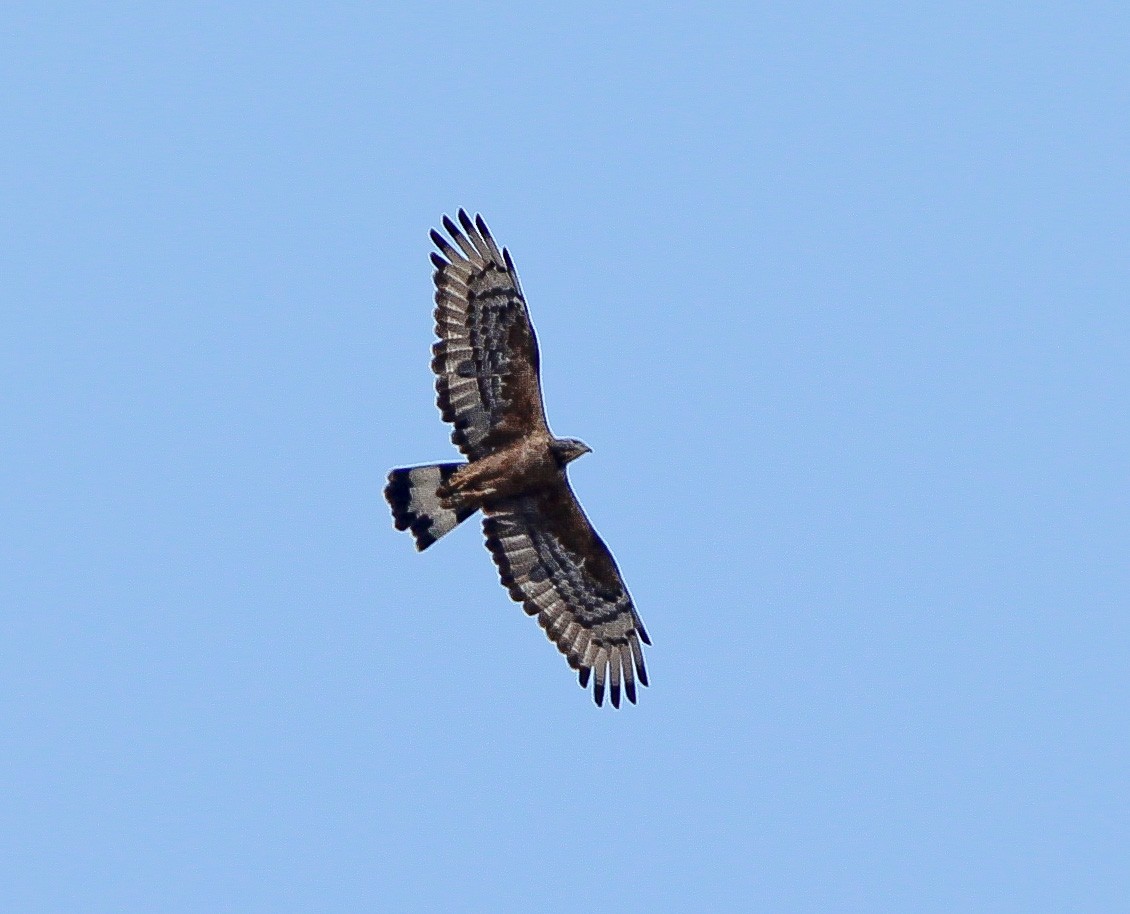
[482, 483, 650, 707]
[430, 211, 549, 460]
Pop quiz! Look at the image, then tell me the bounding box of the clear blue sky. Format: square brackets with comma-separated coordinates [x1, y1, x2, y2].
[3, 3, 1128, 911]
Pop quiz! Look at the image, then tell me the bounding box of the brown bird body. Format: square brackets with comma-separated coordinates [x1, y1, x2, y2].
[385, 211, 650, 707]
[440, 435, 557, 507]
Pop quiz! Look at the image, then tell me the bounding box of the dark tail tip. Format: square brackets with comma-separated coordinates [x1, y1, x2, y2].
[385, 470, 413, 531]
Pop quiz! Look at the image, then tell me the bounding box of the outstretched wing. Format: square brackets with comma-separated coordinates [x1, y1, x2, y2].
[430, 211, 549, 460]
[483, 482, 650, 708]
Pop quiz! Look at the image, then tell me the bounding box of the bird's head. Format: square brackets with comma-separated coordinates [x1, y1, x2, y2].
[551, 437, 592, 466]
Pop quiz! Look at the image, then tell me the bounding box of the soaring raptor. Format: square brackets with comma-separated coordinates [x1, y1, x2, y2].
[385, 211, 650, 707]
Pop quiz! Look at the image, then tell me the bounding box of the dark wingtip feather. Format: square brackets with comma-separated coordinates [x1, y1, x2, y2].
[610, 682, 621, 709]
[594, 677, 605, 707]
[442, 214, 460, 238]
[457, 209, 475, 233]
[637, 622, 652, 646]
[579, 666, 591, 689]
[475, 213, 492, 238]
[625, 678, 637, 705]
[503, 247, 516, 273]
[429, 251, 447, 269]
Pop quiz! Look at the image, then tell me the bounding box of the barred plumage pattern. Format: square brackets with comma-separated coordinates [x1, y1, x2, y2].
[430, 212, 545, 460]
[484, 495, 650, 708]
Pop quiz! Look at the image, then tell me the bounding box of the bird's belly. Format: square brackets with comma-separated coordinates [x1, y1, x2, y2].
[450, 440, 555, 505]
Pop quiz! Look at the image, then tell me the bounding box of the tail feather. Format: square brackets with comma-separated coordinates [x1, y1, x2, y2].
[385, 463, 475, 550]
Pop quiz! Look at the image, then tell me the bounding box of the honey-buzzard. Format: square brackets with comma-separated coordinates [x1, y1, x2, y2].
[385, 211, 650, 707]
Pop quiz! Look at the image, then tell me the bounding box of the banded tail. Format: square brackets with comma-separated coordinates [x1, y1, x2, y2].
[385, 463, 476, 550]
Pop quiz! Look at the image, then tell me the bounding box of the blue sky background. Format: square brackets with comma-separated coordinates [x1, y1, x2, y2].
[3, 3, 1128, 911]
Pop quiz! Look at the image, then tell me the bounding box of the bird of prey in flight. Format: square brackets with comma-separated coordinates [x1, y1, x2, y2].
[385, 211, 650, 707]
